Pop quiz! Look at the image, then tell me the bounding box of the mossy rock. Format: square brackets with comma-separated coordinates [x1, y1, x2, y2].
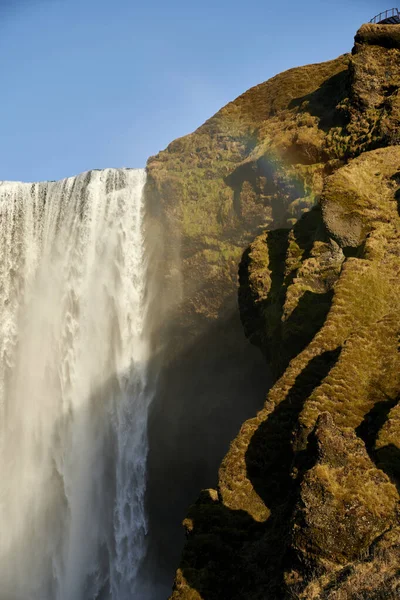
[291, 413, 398, 566]
[164, 24, 400, 600]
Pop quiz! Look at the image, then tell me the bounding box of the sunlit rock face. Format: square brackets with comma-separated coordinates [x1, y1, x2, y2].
[167, 24, 400, 600]
[0, 169, 155, 600]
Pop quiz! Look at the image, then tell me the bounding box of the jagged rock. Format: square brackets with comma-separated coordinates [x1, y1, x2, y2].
[145, 22, 400, 600]
[355, 23, 400, 50]
[289, 413, 398, 581]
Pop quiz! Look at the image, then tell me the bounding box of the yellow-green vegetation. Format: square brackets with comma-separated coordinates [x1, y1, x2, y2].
[172, 144, 400, 600]
[289, 415, 399, 600]
[147, 23, 400, 339]
[147, 51, 351, 242]
[240, 204, 343, 376]
[146, 53, 352, 333]
[163, 23, 400, 600]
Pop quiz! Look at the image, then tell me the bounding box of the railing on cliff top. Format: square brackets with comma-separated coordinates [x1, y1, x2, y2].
[369, 7, 400, 24]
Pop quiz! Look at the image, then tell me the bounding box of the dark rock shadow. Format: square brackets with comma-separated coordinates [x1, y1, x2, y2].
[395, 188, 400, 217]
[238, 228, 289, 349]
[292, 205, 325, 261]
[389, 172, 400, 217]
[144, 293, 271, 595]
[239, 208, 336, 377]
[288, 70, 350, 131]
[375, 444, 400, 491]
[245, 348, 342, 510]
[178, 349, 341, 600]
[356, 394, 400, 492]
[282, 289, 335, 367]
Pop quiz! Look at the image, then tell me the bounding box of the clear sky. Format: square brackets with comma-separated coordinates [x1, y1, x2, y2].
[0, 0, 386, 181]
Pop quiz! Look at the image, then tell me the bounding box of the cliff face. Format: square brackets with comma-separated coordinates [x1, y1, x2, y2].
[145, 53, 349, 337]
[144, 31, 350, 591]
[146, 23, 400, 599]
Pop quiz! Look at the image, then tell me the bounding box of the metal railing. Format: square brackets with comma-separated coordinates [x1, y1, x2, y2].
[369, 7, 400, 23]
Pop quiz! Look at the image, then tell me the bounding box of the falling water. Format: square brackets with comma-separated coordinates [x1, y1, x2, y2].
[0, 169, 153, 599]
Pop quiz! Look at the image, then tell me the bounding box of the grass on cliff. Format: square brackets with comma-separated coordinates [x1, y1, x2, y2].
[147, 55, 351, 246]
[168, 29, 400, 600]
[216, 147, 400, 555]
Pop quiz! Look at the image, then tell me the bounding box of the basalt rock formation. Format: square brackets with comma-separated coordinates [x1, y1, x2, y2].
[146, 23, 400, 599]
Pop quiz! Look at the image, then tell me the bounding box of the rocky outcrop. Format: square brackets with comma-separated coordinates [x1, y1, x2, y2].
[289, 413, 399, 598]
[145, 52, 351, 342]
[170, 141, 400, 599]
[145, 23, 400, 599]
[144, 25, 352, 593]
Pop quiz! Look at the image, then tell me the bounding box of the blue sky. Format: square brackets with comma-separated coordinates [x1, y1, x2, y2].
[0, 0, 384, 181]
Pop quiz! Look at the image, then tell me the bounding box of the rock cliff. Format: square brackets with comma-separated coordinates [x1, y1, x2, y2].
[146, 23, 400, 599]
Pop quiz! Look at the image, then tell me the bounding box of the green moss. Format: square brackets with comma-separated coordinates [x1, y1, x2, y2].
[159, 25, 400, 600]
[171, 146, 400, 600]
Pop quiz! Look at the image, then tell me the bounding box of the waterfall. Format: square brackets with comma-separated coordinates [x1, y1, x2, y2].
[0, 168, 153, 599]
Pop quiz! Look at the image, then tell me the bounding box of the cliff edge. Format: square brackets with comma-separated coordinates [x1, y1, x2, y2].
[147, 23, 400, 599]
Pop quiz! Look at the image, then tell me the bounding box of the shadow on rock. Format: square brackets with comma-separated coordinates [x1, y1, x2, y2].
[356, 394, 400, 491]
[245, 348, 341, 510]
[176, 349, 341, 600]
[288, 70, 349, 131]
[144, 293, 271, 594]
